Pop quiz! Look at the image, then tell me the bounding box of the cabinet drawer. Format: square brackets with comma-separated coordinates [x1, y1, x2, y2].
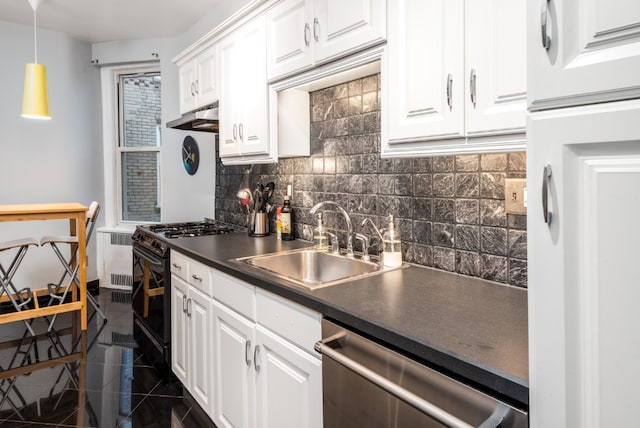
[211, 269, 256, 321]
[170, 252, 189, 281]
[256, 289, 321, 355]
[188, 258, 212, 297]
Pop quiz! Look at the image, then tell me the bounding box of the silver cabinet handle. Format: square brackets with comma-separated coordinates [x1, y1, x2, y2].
[446, 74, 453, 111]
[542, 164, 552, 224]
[313, 17, 320, 41]
[469, 69, 477, 108]
[239, 123, 244, 141]
[186, 298, 192, 318]
[245, 341, 252, 366]
[541, 0, 551, 50]
[190, 82, 195, 97]
[172, 263, 182, 271]
[253, 345, 261, 373]
[233, 123, 238, 141]
[194, 79, 199, 94]
[314, 341, 473, 428]
[191, 274, 202, 282]
[182, 295, 187, 314]
[304, 23, 311, 46]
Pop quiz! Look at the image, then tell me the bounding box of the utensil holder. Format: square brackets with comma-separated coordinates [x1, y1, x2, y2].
[249, 212, 269, 237]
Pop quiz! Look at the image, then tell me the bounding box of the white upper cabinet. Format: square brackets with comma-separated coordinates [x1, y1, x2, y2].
[266, 0, 386, 80]
[528, 0, 640, 110]
[465, 0, 527, 135]
[383, 0, 465, 144]
[266, 0, 314, 80]
[382, 0, 527, 157]
[219, 16, 270, 160]
[178, 44, 218, 114]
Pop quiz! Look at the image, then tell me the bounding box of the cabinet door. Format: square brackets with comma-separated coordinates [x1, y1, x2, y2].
[189, 287, 213, 416]
[219, 32, 242, 157]
[528, 0, 640, 110]
[465, 0, 526, 135]
[528, 100, 640, 427]
[178, 60, 196, 114]
[313, 0, 386, 63]
[237, 16, 269, 157]
[266, 0, 314, 80]
[171, 275, 189, 385]
[255, 325, 322, 428]
[382, 0, 464, 151]
[219, 18, 269, 159]
[196, 45, 218, 107]
[212, 300, 256, 428]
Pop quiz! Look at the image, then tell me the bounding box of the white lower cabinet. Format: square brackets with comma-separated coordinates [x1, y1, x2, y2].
[172, 252, 322, 428]
[255, 324, 322, 428]
[212, 299, 256, 428]
[171, 275, 213, 415]
[210, 268, 323, 428]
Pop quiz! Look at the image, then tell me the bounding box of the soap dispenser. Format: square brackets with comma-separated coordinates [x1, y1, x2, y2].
[382, 215, 402, 267]
[313, 213, 329, 251]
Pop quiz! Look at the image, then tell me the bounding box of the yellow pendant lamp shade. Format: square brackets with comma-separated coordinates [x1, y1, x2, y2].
[22, 0, 51, 120]
[22, 63, 50, 119]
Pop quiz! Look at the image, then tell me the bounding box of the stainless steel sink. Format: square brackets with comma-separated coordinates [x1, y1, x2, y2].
[235, 248, 401, 290]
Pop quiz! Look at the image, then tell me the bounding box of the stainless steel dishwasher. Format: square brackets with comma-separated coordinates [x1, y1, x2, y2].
[314, 319, 528, 428]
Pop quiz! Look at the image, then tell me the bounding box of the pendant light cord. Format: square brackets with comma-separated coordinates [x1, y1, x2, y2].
[33, 7, 38, 64]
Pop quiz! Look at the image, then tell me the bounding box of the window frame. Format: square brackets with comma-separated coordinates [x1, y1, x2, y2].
[101, 63, 161, 227]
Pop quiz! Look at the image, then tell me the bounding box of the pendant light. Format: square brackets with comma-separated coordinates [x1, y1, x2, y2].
[21, 0, 51, 120]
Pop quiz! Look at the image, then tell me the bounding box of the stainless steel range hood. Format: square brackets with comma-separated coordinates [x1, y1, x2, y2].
[166, 104, 219, 133]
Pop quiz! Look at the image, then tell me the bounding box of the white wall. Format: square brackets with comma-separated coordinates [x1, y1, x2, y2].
[0, 20, 102, 286]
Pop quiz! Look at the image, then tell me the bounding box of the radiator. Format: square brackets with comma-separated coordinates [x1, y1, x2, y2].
[97, 229, 133, 290]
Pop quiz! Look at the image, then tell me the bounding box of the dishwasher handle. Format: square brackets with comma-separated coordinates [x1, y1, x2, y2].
[315, 340, 474, 428]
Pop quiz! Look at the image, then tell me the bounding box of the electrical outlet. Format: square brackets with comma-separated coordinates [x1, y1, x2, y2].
[505, 178, 527, 214]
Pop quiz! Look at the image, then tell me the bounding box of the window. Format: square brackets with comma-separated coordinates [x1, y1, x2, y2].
[117, 70, 162, 223]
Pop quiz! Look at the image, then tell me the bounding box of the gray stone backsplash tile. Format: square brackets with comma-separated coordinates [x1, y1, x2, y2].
[215, 73, 528, 288]
[481, 227, 508, 256]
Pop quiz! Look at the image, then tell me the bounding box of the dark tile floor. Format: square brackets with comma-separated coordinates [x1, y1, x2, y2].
[0, 291, 216, 427]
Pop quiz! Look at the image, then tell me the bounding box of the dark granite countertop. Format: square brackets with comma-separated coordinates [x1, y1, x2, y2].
[165, 233, 529, 409]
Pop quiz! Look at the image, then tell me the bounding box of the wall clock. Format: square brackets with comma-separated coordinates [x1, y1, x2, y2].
[182, 136, 199, 175]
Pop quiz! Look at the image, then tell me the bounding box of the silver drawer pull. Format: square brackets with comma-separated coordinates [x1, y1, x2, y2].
[191, 274, 202, 282]
[245, 341, 252, 366]
[469, 69, 477, 108]
[446, 74, 453, 111]
[314, 341, 473, 428]
[304, 23, 310, 46]
[313, 17, 319, 41]
[541, 0, 551, 50]
[542, 164, 552, 224]
[253, 345, 261, 373]
[172, 263, 182, 271]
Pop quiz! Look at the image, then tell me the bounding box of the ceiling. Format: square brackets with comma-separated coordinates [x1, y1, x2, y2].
[0, 0, 224, 44]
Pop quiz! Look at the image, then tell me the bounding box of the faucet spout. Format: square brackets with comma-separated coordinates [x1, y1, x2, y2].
[310, 201, 354, 256]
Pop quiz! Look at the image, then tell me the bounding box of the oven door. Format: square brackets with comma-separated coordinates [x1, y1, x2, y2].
[132, 244, 170, 344]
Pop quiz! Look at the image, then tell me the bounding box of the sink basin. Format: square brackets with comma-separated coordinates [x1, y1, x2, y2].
[235, 248, 397, 290]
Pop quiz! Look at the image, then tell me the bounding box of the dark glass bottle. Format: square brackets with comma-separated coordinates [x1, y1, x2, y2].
[281, 195, 294, 241]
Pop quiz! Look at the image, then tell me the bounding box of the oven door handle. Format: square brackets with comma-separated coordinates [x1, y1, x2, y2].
[132, 246, 165, 267]
[314, 339, 474, 428]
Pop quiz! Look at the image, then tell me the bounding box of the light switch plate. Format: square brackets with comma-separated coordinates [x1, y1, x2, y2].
[505, 178, 527, 214]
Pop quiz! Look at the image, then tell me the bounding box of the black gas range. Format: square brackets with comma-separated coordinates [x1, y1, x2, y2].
[131, 220, 234, 379]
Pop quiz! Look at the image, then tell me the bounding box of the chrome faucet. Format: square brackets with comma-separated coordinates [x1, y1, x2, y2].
[325, 231, 340, 254]
[310, 201, 354, 257]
